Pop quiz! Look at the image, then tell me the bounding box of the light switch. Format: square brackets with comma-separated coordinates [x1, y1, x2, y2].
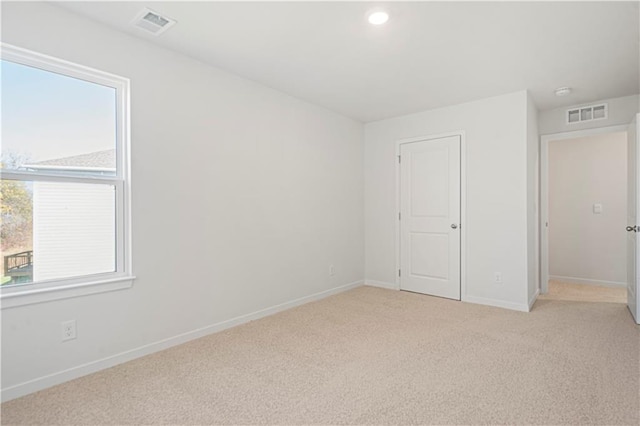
[593, 203, 603, 214]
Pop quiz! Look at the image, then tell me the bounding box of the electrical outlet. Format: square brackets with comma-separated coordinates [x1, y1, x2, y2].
[329, 264, 335, 276]
[494, 272, 502, 284]
[61, 320, 76, 342]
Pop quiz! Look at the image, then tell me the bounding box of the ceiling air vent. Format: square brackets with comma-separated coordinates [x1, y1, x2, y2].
[132, 8, 176, 35]
[566, 103, 608, 124]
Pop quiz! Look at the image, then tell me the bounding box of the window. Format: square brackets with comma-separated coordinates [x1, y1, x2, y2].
[0, 44, 133, 307]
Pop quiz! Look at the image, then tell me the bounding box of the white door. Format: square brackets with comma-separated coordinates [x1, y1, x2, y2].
[400, 135, 461, 300]
[627, 114, 639, 323]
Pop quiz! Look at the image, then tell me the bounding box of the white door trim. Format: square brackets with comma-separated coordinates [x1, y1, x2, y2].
[540, 125, 629, 294]
[395, 131, 467, 301]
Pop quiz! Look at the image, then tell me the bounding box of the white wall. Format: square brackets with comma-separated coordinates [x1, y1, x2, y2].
[548, 132, 627, 286]
[526, 95, 540, 305]
[1, 2, 364, 399]
[365, 91, 532, 311]
[539, 94, 639, 135]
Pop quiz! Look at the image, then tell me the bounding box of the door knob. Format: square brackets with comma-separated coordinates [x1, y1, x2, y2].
[626, 225, 637, 232]
[451, 224, 458, 229]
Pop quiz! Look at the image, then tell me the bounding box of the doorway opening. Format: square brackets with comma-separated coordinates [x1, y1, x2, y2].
[540, 126, 628, 304]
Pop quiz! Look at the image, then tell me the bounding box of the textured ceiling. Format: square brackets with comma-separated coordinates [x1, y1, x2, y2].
[58, 1, 640, 122]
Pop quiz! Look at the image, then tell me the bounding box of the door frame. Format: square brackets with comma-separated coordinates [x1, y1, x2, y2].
[540, 124, 629, 294]
[395, 131, 467, 301]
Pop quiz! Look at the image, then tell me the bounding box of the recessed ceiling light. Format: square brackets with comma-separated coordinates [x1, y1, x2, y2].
[368, 11, 390, 25]
[554, 87, 572, 97]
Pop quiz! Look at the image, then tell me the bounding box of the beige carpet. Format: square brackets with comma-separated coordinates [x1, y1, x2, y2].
[540, 280, 627, 304]
[2, 286, 639, 425]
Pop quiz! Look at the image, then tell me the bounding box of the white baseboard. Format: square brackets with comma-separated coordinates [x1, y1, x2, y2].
[365, 279, 398, 290]
[528, 288, 540, 311]
[549, 275, 626, 288]
[463, 295, 529, 312]
[1, 280, 364, 402]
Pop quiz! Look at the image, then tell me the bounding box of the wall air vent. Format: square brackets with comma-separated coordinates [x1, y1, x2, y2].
[132, 8, 176, 35]
[566, 103, 608, 124]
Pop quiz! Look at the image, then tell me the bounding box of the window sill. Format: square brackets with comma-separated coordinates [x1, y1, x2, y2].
[0, 275, 136, 309]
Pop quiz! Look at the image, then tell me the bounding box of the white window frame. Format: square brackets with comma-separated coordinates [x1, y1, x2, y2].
[0, 44, 134, 308]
